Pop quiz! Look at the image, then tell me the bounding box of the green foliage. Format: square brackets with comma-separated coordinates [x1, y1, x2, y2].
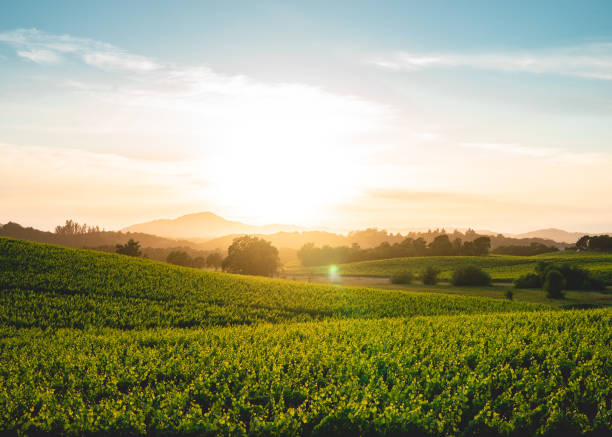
[0, 238, 543, 330]
[389, 271, 412, 284]
[0, 310, 610, 436]
[451, 265, 492, 286]
[288, 251, 612, 285]
[166, 250, 193, 267]
[1, 237, 611, 436]
[222, 235, 279, 276]
[544, 269, 565, 299]
[421, 266, 440, 285]
[115, 238, 141, 257]
[514, 272, 542, 289]
[515, 261, 605, 291]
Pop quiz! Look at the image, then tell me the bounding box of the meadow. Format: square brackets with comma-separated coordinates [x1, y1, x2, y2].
[1, 237, 611, 436]
[286, 252, 612, 285]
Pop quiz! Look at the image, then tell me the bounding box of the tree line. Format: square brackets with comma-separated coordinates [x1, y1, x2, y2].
[116, 236, 280, 277]
[298, 235, 492, 267]
[576, 235, 612, 252]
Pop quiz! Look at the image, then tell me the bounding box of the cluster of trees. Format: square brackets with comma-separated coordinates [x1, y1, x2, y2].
[298, 235, 492, 267]
[390, 265, 492, 287]
[166, 250, 223, 270]
[576, 235, 612, 252]
[116, 235, 280, 276]
[492, 242, 559, 256]
[514, 261, 605, 298]
[54, 219, 102, 235]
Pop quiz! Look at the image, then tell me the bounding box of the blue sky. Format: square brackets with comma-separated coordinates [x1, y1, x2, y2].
[1, 1, 612, 232]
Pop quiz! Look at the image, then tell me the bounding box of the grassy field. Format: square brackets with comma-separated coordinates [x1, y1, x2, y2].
[294, 275, 612, 308]
[1, 237, 611, 435]
[286, 251, 612, 284]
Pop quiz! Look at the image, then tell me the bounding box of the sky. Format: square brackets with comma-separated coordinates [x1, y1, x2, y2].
[1, 0, 612, 233]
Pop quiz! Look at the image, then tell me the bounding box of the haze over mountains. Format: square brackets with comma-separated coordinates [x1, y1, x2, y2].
[122, 212, 306, 240]
[122, 211, 596, 245]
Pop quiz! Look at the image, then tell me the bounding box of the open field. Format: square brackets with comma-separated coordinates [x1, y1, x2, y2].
[286, 252, 612, 284]
[293, 276, 612, 308]
[1, 237, 611, 435]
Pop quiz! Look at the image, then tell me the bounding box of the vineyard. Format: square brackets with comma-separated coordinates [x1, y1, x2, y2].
[1, 237, 611, 436]
[287, 252, 612, 284]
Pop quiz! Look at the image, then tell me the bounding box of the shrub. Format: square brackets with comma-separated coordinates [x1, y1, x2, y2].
[390, 271, 413, 284]
[514, 273, 542, 289]
[505, 289, 514, 300]
[421, 266, 440, 285]
[544, 269, 565, 299]
[451, 265, 492, 286]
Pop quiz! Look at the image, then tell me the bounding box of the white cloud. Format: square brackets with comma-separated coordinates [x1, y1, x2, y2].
[371, 43, 612, 80]
[16, 49, 61, 64]
[0, 28, 162, 72]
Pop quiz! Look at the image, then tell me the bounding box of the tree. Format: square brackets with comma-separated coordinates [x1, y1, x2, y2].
[428, 235, 453, 256]
[544, 269, 565, 299]
[55, 219, 100, 235]
[166, 250, 193, 267]
[206, 252, 223, 270]
[222, 236, 280, 276]
[421, 266, 440, 285]
[472, 237, 491, 256]
[193, 256, 206, 269]
[451, 265, 491, 286]
[116, 239, 141, 257]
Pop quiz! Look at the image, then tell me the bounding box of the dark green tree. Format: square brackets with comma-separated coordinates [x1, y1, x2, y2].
[115, 239, 141, 257]
[166, 250, 193, 267]
[428, 235, 453, 256]
[222, 236, 280, 276]
[544, 269, 565, 299]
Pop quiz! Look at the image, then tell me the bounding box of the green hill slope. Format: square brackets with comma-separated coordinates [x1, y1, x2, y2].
[1, 237, 611, 436]
[0, 237, 543, 329]
[288, 252, 612, 284]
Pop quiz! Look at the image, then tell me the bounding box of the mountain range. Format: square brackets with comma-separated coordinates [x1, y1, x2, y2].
[123, 212, 599, 244]
[122, 211, 306, 240]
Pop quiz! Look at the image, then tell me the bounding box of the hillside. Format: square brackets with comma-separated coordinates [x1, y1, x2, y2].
[0, 221, 200, 250]
[1, 237, 611, 435]
[0, 237, 543, 329]
[123, 211, 305, 240]
[288, 252, 612, 285]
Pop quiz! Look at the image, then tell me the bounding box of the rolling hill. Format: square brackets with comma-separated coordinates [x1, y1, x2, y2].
[1, 237, 610, 435]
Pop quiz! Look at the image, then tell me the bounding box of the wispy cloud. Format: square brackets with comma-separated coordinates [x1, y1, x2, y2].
[371, 43, 612, 80]
[0, 28, 161, 70]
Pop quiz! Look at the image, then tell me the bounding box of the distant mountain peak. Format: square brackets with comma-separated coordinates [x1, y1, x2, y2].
[122, 212, 305, 240]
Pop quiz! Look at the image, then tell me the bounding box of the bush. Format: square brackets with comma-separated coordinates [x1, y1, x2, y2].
[514, 273, 542, 289]
[421, 266, 440, 285]
[451, 265, 492, 286]
[390, 271, 413, 284]
[544, 269, 565, 299]
[505, 289, 514, 300]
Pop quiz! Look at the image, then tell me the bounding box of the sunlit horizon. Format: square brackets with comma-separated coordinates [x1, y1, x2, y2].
[1, 2, 612, 234]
